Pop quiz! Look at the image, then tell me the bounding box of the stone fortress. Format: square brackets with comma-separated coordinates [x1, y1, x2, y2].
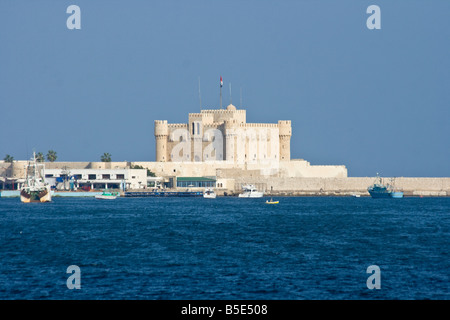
[145, 104, 348, 193]
[154, 104, 293, 163]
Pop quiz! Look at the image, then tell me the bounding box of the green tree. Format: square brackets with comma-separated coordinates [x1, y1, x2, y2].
[36, 152, 45, 162]
[101, 153, 112, 162]
[3, 154, 14, 163]
[46, 150, 57, 162]
[131, 164, 156, 177]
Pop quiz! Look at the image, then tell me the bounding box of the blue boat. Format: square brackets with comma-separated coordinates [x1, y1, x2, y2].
[368, 174, 404, 198]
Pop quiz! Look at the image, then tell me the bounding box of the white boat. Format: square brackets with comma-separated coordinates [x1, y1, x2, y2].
[238, 184, 264, 198]
[203, 188, 216, 199]
[95, 191, 119, 200]
[20, 152, 52, 203]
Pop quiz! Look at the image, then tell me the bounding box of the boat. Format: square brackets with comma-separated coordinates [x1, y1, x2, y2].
[20, 152, 52, 203]
[203, 188, 216, 199]
[352, 194, 361, 198]
[238, 184, 264, 198]
[95, 191, 119, 200]
[368, 174, 404, 198]
[390, 191, 404, 199]
[266, 198, 279, 204]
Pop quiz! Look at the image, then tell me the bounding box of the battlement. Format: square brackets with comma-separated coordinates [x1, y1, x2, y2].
[278, 120, 292, 136]
[239, 123, 279, 128]
[200, 109, 246, 114]
[154, 120, 169, 136]
[168, 123, 188, 129]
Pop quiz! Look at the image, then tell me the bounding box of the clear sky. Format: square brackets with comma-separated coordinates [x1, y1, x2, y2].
[0, 0, 449, 177]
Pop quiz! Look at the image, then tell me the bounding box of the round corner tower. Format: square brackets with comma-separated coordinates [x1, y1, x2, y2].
[224, 119, 239, 162]
[278, 120, 291, 161]
[154, 120, 168, 162]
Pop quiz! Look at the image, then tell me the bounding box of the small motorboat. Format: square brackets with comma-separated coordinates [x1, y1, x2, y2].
[266, 198, 279, 204]
[238, 184, 264, 198]
[95, 191, 119, 200]
[203, 188, 217, 199]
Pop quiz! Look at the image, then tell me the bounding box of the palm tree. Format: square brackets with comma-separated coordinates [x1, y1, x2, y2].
[46, 150, 57, 162]
[101, 153, 112, 162]
[36, 152, 45, 162]
[3, 154, 14, 163]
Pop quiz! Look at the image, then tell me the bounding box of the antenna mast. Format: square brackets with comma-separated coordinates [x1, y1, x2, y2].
[198, 76, 202, 109]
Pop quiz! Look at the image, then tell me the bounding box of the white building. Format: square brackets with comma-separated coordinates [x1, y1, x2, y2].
[44, 168, 147, 191]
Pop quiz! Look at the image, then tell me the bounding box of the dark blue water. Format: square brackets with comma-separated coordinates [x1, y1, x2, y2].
[0, 197, 448, 300]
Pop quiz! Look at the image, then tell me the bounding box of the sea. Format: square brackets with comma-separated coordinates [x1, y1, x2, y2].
[0, 196, 448, 300]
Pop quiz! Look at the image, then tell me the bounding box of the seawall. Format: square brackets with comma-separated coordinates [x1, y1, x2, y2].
[230, 177, 450, 197]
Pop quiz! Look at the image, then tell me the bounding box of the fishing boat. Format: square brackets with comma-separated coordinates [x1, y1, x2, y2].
[95, 191, 119, 200]
[238, 184, 264, 198]
[266, 198, 279, 204]
[203, 188, 216, 199]
[368, 174, 404, 198]
[20, 152, 52, 203]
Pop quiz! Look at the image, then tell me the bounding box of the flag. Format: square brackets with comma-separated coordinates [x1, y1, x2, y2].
[220, 76, 223, 88]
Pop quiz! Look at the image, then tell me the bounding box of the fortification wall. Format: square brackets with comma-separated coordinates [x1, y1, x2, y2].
[278, 160, 348, 178]
[230, 176, 450, 196]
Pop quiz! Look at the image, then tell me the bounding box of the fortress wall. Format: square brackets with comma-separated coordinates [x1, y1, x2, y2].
[200, 109, 246, 123]
[278, 160, 348, 178]
[136, 161, 244, 177]
[228, 176, 450, 196]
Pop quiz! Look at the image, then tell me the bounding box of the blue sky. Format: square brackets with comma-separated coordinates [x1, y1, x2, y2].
[0, 0, 449, 177]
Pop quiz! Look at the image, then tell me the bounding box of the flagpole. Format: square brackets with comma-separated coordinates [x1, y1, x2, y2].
[220, 76, 223, 109]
